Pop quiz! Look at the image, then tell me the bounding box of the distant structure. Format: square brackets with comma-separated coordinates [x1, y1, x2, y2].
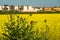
[0, 5, 43, 12]
[0, 5, 60, 12]
[43, 7, 60, 12]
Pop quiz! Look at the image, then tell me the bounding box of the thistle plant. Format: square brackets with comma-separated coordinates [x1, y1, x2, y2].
[40, 19, 50, 40]
[2, 15, 20, 40]
[2, 15, 37, 40]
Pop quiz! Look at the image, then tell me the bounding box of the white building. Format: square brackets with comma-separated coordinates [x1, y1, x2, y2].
[39, 8, 43, 11]
[2, 6, 10, 11]
[7, 6, 10, 11]
[0, 5, 42, 12]
[15, 6, 19, 11]
[33, 7, 43, 12]
[22, 6, 35, 12]
[33, 8, 40, 12]
[0, 6, 2, 11]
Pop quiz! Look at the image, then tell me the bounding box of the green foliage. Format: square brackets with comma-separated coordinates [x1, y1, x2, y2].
[2, 15, 37, 40]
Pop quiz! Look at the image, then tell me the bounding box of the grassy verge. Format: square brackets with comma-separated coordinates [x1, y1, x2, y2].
[0, 11, 60, 14]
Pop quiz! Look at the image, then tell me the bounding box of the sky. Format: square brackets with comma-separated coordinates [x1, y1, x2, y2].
[0, 0, 60, 7]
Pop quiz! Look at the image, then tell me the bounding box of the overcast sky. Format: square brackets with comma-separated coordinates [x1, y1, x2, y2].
[0, 0, 60, 7]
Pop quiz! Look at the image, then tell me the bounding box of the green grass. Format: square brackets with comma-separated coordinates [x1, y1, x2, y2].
[0, 11, 60, 14]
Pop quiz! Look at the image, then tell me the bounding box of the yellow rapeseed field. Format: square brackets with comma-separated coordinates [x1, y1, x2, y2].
[0, 13, 60, 40]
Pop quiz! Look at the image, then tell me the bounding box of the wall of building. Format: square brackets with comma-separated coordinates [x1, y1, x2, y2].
[0, 6, 2, 11]
[53, 8, 60, 11]
[22, 6, 28, 11]
[7, 6, 10, 11]
[39, 8, 43, 11]
[15, 6, 19, 11]
[43, 7, 52, 11]
[22, 6, 34, 12]
[1, 6, 10, 11]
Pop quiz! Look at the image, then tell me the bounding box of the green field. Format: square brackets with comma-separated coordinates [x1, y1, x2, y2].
[0, 12, 60, 40]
